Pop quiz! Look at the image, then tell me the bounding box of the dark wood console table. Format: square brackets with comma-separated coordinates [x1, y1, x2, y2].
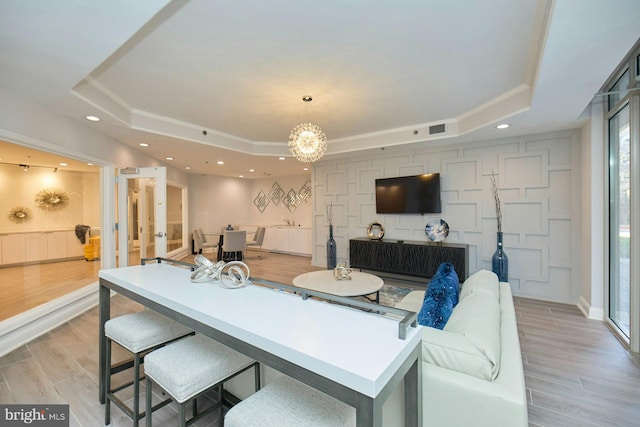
[349, 238, 469, 281]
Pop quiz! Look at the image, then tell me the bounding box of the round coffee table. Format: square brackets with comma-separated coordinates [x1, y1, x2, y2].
[293, 270, 384, 303]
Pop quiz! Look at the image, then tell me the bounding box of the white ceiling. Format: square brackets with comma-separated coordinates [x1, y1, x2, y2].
[1, 0, 639, 177]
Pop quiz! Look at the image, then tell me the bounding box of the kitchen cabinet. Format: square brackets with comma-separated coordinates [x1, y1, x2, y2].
[262, 226, 311, 256]
[1, 233, 26, 265]
[0, 229, 87, 266]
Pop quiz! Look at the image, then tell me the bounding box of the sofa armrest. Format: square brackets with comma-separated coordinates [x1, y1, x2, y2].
[395, 290, 424, 313]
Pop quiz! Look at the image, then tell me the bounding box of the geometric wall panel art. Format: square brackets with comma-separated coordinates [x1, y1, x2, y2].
[253, 190, 270, 213]
[283, 188, 301, 212]
[298, 180, 312, 204]
[268, 182, 285, 205]
[312, 129, 580, 304]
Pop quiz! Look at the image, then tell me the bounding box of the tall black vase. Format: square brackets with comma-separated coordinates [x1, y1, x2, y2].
[492, 231, 508, 282]
[327, 225, 337, 269]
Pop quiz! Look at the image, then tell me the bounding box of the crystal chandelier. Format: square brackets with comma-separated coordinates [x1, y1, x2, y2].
[288, 96, 327, 163]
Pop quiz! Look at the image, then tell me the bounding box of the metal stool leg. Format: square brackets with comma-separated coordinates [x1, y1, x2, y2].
[145, 377, 152, 427]
[105, 338, 112, 425]
[133, 353, 141, 427]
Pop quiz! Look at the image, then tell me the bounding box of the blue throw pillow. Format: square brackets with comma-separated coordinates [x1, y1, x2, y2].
[417, 262, 459, 329]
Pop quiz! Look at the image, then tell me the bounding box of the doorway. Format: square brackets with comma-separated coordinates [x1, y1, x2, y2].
[0, 140, 101, 321]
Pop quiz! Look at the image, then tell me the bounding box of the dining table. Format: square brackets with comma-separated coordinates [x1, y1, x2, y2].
[98, 258, 422, 426]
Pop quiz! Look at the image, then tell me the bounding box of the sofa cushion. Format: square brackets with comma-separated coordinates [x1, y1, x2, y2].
[459, 269, 500, 302]
[443, 290, 501, 380]
[417, 262, 459, 329]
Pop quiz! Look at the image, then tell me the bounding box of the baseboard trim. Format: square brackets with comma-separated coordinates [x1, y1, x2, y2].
[0, 283, 99, 358]
[578, 295, 604, 320]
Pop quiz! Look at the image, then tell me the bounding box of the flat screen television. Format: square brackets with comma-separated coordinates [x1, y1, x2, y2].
[375, 173, 441, 214]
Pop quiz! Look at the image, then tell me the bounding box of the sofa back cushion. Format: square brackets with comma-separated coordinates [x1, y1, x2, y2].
[459, 269, 500, 301]
[443, 291, 501, 379]
[421, 269, 502, 381]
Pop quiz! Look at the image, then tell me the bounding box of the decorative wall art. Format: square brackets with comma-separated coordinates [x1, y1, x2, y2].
[254, 180, 313, 213]
[7, 206, 32, 223]
[298, 180, 312, 204]
[268, 182, 285, 206]
[34, 188, 70, 212]
[253, 190, 270, 213]
[283, 188, 301, 212]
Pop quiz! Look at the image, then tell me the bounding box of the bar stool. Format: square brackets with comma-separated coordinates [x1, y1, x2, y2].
[104, 309, 193, 426]
[224, 375, 356, 426]
[144, 333, 260, 427]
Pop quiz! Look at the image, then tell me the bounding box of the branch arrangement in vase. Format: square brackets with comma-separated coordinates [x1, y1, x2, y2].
[490, 172, 502, 233]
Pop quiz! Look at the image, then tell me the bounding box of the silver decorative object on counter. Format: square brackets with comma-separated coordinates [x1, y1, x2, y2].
[190, 255, 250, 288]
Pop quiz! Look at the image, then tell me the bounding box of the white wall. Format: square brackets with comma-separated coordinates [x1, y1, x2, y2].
[312, 129, 583, 304]
[188, 174, 253, 234]
[188, 173, 313, 234]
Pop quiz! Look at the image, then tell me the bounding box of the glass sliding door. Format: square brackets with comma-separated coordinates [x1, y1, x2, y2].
[609, 104, 631, 337]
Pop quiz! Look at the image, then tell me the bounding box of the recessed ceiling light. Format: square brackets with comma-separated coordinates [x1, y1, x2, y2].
[278, 157, 285, 160]
[165, 157, 174, 161]
[217, 161, 224, 165]
[249, 169, 255, 172]
[139, 143, 149, 147]
[496, 123, 510, 129]
[87, 163, 94, 166]
[59, 162, 68, 166]
[239, 175, 244, 178]
[85, 115, 100, 122]
[303, 167, 309, 171]
[184, 166, 191, 170]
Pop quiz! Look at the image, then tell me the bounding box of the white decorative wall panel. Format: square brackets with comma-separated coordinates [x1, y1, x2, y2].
[442, 159, 481, 190]
[502, 151, 549, 188]
[312, 129, 582, 304]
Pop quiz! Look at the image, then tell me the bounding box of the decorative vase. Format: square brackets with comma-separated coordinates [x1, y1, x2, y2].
[492, 232, 508, 282]
[327, 225, 337, 270]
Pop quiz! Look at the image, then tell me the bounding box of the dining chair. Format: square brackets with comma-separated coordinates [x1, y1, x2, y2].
[197, 228, 218, 253]
[192, 229, 203, 254]
[246, 226, 266, 258]
[221, 230, 246, 261]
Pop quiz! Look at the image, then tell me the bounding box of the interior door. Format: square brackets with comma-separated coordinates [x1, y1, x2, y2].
[117, 167, 167, 267]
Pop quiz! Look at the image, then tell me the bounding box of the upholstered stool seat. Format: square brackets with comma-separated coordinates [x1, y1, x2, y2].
[104, 309, 193, 426]
[224, 375, 356, 427]
[144, 333, 260, 427]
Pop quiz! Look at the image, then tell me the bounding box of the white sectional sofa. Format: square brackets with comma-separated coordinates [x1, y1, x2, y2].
[395, 269, 528, 427]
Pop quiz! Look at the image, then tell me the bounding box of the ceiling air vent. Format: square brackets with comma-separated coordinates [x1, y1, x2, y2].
[429, 124, 446, 135]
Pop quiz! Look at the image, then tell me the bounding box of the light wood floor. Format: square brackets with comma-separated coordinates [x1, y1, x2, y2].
[1, 251, 639, 426]
[0, 257, 101, 321]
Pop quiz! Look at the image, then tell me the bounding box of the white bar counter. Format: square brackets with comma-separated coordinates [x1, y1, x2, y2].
[98, 262, 422, 426]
